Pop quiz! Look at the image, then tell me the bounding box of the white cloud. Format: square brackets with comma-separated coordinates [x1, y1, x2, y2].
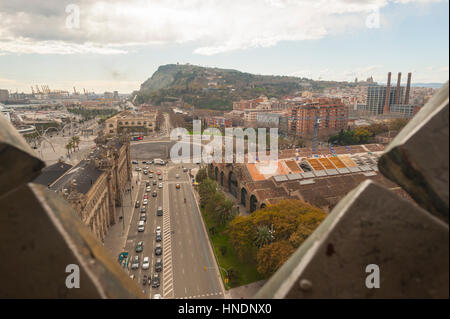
[0, 0, 443, 55]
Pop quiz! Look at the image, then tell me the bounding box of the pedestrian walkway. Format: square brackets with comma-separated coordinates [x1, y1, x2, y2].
[103, 174, 139, 259]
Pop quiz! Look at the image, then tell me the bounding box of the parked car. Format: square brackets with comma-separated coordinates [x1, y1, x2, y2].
[142, 257, 150, 270]
[152, 191, 157, 197]
[156, 226, 161, 232]
[176, 174, 179, 179]
[158, 176, 163, 181]
[153, 180, 157, 185]
[131, 256, 140, 269]
[135, 167, 141, 171]
[146, 186, 151, 192]
[140, 214, 146, 222]
[157, 207, 163, 216]
[132, 160, 138, 164]
[149, 173, 153, 178]
[158, 183, 163, 189]
[135, 241, 144, 253]
[142, 275, 148, 285]
[153, 294, 162, 299]
[146, 181, 150, 187]
[183, 168, 188, 172]
[156, 231, 162, 242]
[143, 170, 148, 175]
[141, 207, 146, 213]
[155, 243, 162, 256]
[176, 183, 180, 189]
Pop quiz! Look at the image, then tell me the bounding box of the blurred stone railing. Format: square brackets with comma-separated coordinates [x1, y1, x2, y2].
[0, 114, 144, 298]
[255, 82, 449, 299]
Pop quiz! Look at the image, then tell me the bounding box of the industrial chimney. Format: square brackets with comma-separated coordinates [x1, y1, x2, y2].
[404, 72, 412, 104]
[395, 72, 402, 104]
[383, 72, 392, 114]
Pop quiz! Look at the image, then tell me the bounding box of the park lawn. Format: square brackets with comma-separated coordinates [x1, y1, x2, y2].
[201, 210, 264, 289]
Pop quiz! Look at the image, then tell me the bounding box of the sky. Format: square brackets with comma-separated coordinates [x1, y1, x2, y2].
[0, 0, 448, 93]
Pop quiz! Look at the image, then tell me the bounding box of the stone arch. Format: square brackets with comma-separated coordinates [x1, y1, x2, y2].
[215, 166, 218, 181]
[250, 195, 258, 213]
[228, 171, 238, 198]
[241, 187, 248, 207]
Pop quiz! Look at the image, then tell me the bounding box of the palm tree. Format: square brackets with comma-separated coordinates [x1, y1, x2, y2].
[214, 198, 235, 226]
[65, 142, 73, 156]
[71, 136, 80, 151]
[254, 225, 273, 248]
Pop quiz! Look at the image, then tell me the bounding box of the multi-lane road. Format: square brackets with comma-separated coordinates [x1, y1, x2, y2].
[123, 160, 225, 299]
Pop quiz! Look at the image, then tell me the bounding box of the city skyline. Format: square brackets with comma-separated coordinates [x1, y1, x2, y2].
[0, 0, 448, 93]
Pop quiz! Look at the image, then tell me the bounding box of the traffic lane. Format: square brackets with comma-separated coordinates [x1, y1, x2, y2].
[180, 182, 223, 298]
[170, 182, 223, 299]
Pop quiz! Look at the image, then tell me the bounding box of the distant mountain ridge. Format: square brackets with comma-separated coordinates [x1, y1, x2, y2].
[136, 64, 359, 110]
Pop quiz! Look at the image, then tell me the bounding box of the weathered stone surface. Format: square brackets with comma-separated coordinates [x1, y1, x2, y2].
[0, 183, 144, 298]
[0, 115, 45, 196]
[379, 82, 449, 222]
[255, 180, 449, 299]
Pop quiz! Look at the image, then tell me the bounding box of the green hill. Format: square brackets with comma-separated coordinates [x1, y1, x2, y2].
[135, 64, 353, 110]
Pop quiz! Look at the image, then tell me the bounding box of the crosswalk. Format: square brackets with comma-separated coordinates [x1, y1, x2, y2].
[162, 170, 174, 299]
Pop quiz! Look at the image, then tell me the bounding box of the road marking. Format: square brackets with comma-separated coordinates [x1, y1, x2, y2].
[162, 169, 174, 299]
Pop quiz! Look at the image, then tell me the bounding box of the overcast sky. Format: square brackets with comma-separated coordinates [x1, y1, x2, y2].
[0, 0, 448, 93]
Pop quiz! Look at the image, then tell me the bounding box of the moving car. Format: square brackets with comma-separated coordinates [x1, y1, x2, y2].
[143, 170, 148, 175]
[156, 207, 163, 216]
[151, 273, 160, 288]
[143, 199, 148, 205]
[158, 183, 163, 189]
[175, 174, 179, 179]
[154, 243, 162, 256]
[135, 201, 140, 208]
[131, 256, 140, 269]
[146, 186, 151, 192]
[156, 231, 162, 242]
[142, 257, 150, 270]
[141, 207, 146, 213]
[140, 214, 146, 222]
[138, 221, 145, 232]
[135, 241, 144, 253]
[155, 258, 163, 272]
[176, 183, 180, 189]
[152, 191, 157, 197]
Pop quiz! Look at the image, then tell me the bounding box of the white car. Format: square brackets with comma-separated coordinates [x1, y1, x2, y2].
[153, 294, 162, 299]
[175, 174, 179, 179]
[158, 183, 163, 189]
[143, 199, 148, 205]
[156, 226, 161, 232]
[142, 257, 150, 270]
[146, 186, 151, 192]
[135, 167, 141, 171]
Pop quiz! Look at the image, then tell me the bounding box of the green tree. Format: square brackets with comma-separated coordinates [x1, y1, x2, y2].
[196, 168, 208, 184]
[254, 225, 273, 248]
[256, 241, 296, 277]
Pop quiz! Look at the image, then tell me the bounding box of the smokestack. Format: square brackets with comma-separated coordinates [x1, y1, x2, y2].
[395, 72, 402, 104]
[404, 72, 412, 104]
[383, 72, 391, 114]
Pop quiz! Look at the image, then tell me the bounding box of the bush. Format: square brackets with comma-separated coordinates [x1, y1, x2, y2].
[220, 246, 227, 256]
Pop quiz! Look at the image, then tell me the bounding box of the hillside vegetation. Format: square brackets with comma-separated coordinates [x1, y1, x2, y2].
[135, 64, 353, 110]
